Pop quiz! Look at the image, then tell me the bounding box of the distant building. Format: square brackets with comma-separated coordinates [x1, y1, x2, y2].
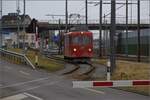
[2, 13, 31, 25]
[1, 13, 32, 48]
[2, 32, 17, 48]
[19, 32, 36, 48]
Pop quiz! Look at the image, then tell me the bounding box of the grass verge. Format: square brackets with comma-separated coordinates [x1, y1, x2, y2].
[93, 58, 150, 96]
[7, 48, 64, 72]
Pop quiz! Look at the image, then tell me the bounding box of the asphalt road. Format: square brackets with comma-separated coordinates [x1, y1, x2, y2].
[0, 60, 149, 100]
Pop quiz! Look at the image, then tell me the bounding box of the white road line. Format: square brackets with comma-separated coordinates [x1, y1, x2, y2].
[84, 88, 105, 95]
[5, 66, 12, 70]
[24, 93, 43, 100]
[19, 70, 30, 76]
[8, 81, 59, 95]
[0, 77, 50, 89]
[1, 94, 27, 100]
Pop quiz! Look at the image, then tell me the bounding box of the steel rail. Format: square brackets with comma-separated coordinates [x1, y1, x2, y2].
[47, 54, 96, 77]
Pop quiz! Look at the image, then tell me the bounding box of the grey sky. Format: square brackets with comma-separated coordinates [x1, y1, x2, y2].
[2, 0, 150, 20]
[2, 0, 150, 39]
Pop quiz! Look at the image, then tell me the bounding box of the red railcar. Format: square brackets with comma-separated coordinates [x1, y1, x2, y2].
[64, 31, 93, 62]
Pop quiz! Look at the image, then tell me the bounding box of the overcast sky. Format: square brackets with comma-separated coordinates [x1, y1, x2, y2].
[2, 0, 150, 20]
[2, 0, 150, 39]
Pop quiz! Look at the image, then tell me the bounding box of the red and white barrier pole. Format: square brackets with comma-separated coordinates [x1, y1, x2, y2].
[73, 80, 150, 88]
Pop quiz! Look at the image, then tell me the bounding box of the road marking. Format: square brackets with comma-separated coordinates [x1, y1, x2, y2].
[1, 93, 27, 100]
[7, 81, 59, 95]
[84, 88, 105, 95]
[1, 93, 43, 100]
[19, 70, 30, 76]
[0, 84, 2, 87]
[5, 66, 12, 70]
[24, 93, 43, 100]
[0, 77, 50, 89]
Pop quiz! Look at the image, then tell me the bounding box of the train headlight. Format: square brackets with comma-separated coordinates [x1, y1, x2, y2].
[88, 48, 92, 52]
[73, 48, 77, 52]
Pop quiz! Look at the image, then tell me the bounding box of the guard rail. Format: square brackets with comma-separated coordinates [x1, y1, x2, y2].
[0, 48, 35, 69]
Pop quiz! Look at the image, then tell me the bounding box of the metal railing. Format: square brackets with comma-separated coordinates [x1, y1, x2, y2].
[0, 48, 35, 69]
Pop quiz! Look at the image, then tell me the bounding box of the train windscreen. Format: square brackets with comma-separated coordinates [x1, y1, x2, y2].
[72, 36, 91, 45]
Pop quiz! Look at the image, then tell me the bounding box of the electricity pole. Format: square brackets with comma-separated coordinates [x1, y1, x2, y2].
[85, 0, 88, 29]
[110, 0, 116, 74]
[99, 0, 102, 57]
[125, 0, 128, 57]
[22, 0, 26, 52]
[58, 19, 61, 54]
[0, 0, 2, 48]
[65, 0, 68, 33]
[137, 0, 141, 62]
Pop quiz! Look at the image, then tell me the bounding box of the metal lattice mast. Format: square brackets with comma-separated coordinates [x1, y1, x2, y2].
[16, 0, 20, 48]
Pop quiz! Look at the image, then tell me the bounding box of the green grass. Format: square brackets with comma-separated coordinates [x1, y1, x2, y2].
[55, 55, 64, 58]
[7, 48, 64, 72]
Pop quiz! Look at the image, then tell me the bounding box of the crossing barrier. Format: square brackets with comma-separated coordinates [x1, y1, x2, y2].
[73, 80, 150, 88]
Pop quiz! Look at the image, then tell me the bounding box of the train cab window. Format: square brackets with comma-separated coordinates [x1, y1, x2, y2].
[72, 36, 82, 44]
[72, 36, 91, 45]
[82, 36, 91, 45]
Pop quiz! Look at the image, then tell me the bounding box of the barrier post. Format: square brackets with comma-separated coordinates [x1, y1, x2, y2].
[35, 51, 38, 66]
[35, 26, 39, 67]
[107, 59, 111, 81]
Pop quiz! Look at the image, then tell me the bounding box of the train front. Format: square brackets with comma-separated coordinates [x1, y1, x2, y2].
[70, 31, 93, 60]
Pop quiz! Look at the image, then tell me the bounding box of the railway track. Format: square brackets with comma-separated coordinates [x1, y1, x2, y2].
[80, 63, 95, 75]
[46, 54, 96, 80]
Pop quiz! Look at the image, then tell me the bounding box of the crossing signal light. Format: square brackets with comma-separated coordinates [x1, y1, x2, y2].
[26, 18, 38, 33]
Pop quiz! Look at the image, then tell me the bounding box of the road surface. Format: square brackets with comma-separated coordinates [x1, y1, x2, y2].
[0, 60, 149, 100]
